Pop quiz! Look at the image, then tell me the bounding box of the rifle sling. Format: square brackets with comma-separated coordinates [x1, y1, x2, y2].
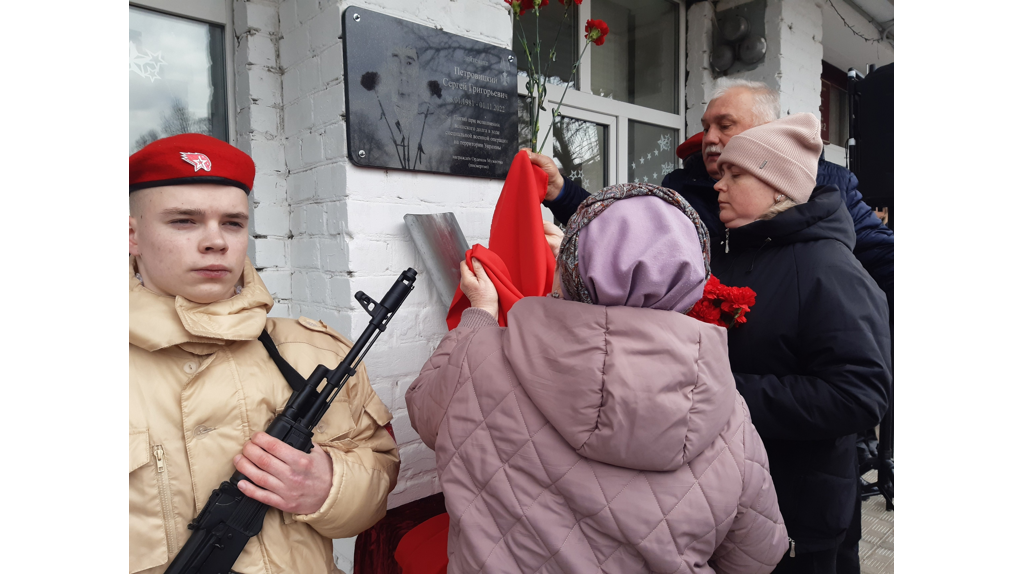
[258, 329, 306, 392]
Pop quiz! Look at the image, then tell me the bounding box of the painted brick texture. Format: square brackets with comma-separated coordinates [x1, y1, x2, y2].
[234, 0, 291, 321]
[274, 0, 511, 522]
[268, 2, 511, 568]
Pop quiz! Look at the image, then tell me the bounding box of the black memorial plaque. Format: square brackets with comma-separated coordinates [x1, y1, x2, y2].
[342, 8, 518, 179]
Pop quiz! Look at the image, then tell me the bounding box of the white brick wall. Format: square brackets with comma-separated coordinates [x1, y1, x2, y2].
[775, 0, 824, 117]
[685, 1, 716, 137]
[274, 0, 511, 516]
[234, 0, 292, 320]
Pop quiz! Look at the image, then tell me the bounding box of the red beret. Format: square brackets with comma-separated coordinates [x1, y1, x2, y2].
[675, 132, 704, 161]
[129, 133, 255, 194]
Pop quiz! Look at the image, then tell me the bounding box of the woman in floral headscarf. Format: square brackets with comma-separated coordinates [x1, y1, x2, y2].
[406, 183, 788, 574]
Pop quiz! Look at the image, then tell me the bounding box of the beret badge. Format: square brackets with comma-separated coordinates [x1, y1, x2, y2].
[180, 152, 212, 172]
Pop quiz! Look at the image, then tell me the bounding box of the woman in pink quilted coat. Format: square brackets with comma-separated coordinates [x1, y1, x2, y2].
[407, 184, 788, 573]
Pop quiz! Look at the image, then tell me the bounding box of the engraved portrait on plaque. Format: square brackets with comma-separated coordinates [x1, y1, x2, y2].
[342, 8, 519, 179]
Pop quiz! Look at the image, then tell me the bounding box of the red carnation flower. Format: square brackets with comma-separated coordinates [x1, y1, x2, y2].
[732, 286, 756, 307]
[585, 19, 610, 46]
[505, 0, 525, 15]
[686, 274, 756, 329]
[507, 0, 548, 14]
[702, 274, 723, 298]
[688, 299, 724, 327]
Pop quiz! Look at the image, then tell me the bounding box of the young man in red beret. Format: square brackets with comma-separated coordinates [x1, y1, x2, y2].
[129, 133, 399, 574]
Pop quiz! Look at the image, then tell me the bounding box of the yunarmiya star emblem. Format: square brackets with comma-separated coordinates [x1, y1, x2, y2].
[180, 152, 212, 172]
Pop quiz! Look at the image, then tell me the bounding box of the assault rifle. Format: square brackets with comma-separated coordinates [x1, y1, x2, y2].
[166, 268, 417, 574]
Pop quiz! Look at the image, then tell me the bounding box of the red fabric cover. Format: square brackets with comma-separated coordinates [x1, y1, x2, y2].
[446, 149, 555, 329]
[447, 247, 524, 328]
[675, 131, 704, 161]
[129, 133, 256, 193]
[352, 493, 447, 574]
[393, 513, 450, 574]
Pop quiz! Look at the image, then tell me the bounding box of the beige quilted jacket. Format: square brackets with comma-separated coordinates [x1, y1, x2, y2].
[407, 298, 788, 573]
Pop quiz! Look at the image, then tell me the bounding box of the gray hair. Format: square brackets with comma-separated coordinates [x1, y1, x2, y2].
[708, 79, 780, 126]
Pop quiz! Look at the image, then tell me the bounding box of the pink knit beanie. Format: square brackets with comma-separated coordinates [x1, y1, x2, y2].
[717, 113, 823, 204]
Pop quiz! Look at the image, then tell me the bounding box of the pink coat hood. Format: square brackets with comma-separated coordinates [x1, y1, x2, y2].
[504, 295, 736, 472]
[407, 297, 787, 573]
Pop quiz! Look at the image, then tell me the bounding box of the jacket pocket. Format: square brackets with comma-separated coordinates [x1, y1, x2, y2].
[312, 399, 358, 444]
[129, 431, 176, 573]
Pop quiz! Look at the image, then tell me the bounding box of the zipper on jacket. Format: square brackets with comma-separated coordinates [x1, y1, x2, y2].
[724, 229, 730, 253]
[153, 445, 179, 554]
[788, 537, 796, 558]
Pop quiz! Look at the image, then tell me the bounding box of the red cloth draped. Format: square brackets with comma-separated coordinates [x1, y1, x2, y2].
[393, 513, 449, 574]
[446, 149, 555, 330]
[352, 493, 447, 574]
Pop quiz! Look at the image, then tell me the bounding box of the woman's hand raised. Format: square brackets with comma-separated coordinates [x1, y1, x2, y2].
[543, 221, 564, 259]
[460, 258, 499, 320]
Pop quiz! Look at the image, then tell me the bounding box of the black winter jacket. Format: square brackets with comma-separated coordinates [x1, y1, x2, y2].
[712, 185, 891, 552]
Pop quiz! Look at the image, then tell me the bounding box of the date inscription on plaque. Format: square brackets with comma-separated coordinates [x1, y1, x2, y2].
[342, 8, 518, 178]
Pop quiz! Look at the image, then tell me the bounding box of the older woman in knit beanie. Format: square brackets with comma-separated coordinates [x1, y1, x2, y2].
[709, 113, 892, 574]
[407, 184, 789, 573]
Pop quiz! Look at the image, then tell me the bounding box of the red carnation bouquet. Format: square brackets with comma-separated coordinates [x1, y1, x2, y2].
[686, 275, 756, 329]
[505, 0, 609, 152]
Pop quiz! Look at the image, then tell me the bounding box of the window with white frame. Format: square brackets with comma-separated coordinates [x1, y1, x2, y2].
[516, 0, 684, 193]
[129, 2, 231, 154]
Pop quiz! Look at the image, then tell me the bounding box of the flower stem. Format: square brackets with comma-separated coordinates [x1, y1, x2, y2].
[541, 1, 572, 82]
[537, 39, 592, 153]
[412, 104, 431, 170]
[514, 15, 540, 151]
[533, 6, 542, 151]
[374, 92, 405, 169]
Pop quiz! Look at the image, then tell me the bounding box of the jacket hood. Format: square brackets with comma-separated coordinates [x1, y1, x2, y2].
[128, 256, 274, 352]
[728, 185, 855, 252]
[502, 297, 737, 472]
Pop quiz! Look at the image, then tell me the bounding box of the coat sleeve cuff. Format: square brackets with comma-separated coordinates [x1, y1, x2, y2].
[291, 445, 394, 539]
[460, 307, 499, 329]
[543, 178, 590, 223]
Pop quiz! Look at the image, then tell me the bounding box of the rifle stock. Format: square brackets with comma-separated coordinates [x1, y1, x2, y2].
[165, 268, 417, 574]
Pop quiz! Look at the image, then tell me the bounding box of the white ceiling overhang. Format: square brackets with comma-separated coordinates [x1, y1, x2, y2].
[843, 0, 894, 42]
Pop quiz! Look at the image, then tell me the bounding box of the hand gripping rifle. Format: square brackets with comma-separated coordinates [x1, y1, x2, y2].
[166, 269, 417, 574]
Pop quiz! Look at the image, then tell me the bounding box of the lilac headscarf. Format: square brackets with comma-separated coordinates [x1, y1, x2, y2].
[556, 183, 710, 314]
[575, 196, 706, 312]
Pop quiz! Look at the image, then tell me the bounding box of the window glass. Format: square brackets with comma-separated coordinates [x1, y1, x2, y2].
[590, 0, 678, 114]
[627, 121, 676, 185]
[552, 116, 607, 211]
[129, 6, 227, 153]
[513, 5, 578, 87]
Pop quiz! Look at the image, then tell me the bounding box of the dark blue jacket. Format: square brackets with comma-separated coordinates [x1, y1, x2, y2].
[545, 157, 894, 296]
[816, 159, 893, 294]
